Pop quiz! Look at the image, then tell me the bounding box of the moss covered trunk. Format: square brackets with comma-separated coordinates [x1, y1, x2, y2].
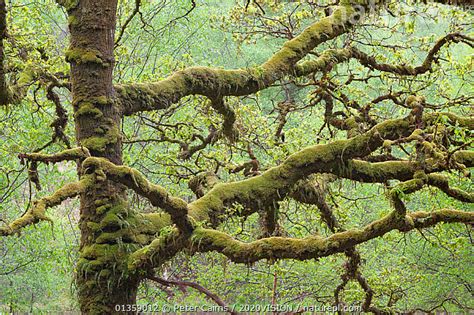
[67, 1, 140, 313]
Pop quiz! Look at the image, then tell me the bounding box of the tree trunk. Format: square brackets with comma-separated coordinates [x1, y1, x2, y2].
[66, 1, 140, 313]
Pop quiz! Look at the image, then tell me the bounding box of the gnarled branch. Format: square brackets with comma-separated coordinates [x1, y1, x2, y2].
[116, 2, 375, 116]
[82, 157, 193, 234]
[189, 209, 473, 263]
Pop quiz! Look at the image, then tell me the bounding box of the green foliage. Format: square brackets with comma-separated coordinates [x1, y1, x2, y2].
[0, 0, 472, 312]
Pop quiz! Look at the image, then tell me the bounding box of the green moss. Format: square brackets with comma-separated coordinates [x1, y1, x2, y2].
[18, 148, 90, 163]
[94, 198, 110, 206]
[413, 170, 428, 181]
[140, 213, 171, 233]
[75, 102, 103, 118]
[80, 124, 120, 152]
[190, 227, 328, 262]
[345, 117, 357, 129]
[188, 119, 411, 226]
[96, 96, 108, 105]
[65, 48, 107, 66]
[94, 229, 149, 245]
[94, 127, 106, 134]
[128, 230, 178, 270]
[87, 222, 101, 231]
[453, 150, 474, 165]
[67, 14, 78, 26]
[95, 204, 111, 215]
[100, 213, 123, 229]
[295, 49, 352, 76]
[285, 141, 345, 168]
[80, 243, 138, 262]
[405, 95, 425, 107]
[81, 137, 109, 152]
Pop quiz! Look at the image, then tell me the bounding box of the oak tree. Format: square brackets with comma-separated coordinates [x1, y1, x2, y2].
[1, 0, 473, 313]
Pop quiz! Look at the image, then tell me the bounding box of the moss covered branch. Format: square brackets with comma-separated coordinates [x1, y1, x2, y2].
[117, 1, 380, 116]
[426, 174, 473, 203]
[0, 0, 9, 105]
[187, 117, 412, 225]
[123, 147, 472, 273]
[425, 112, 474, 130]
[336, 149, 473, 181]
[125, 116, 412, 269]
[68, 104, 468, 274]
[0, 175, 94, 236]
[189, 209, 473, 264]
[128, 227, 187, 271]
[125, 112, 471, 269]
[452, 150, 474, 167]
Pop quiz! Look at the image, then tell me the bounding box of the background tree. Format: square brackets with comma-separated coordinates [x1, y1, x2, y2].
[0, 0, 473, 313]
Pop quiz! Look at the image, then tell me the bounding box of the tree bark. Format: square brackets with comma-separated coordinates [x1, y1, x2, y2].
[66, 1, 140, 313]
